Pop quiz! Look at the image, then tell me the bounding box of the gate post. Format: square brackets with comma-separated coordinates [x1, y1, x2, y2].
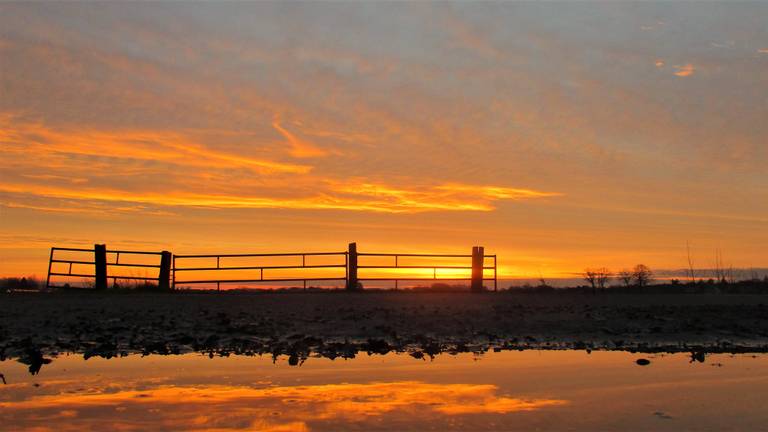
[471, 246, 485, 293]
[158, 251, 172, 290]
[94, 244, 108, 290]
[346, 242, 359, 291]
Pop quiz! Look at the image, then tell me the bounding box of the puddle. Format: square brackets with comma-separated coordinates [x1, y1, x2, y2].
[1, 351, 767, 430]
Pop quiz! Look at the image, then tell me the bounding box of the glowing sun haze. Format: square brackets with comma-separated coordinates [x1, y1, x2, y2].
[1, 2, 767, 279]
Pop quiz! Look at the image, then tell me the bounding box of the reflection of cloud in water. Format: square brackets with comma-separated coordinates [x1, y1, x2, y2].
[1, 381, 567, 430]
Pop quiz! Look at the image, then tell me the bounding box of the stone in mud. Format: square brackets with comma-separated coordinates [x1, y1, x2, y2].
[691, 351, 706, 363]
[636, 358, 651, 366]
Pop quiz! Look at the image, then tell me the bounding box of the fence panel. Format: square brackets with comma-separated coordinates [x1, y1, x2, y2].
[172, 251, 348, 290]
[46, 245, 170, 289]
[356, 249, 497, 291]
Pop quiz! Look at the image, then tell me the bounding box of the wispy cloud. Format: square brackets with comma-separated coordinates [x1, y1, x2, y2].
[436, 7, 502, 59]
[436, 184, 562, 200]
[0, 115, 311, 174]
[1, 201, 175, 217]
[673, 64, 695, 77]
[0, 116, 559, 214]
[0, 179, 560, 214]
[272, 116, 329, 158]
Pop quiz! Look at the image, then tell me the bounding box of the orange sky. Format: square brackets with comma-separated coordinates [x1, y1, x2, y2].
[1, 3, 767, 281]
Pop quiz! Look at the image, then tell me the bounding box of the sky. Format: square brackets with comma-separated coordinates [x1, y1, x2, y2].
[1, 2, 767, 282]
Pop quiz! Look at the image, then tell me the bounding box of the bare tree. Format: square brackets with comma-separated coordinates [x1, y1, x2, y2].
[632, 264, 653, 287]
[686, 241, 696, 283]
[595, 267, 612, 290]
[617, 269, 633, 287]
[713, 249, 726, 284]
[583, 268, 612, 293]
[583, 269, 598, 294]
[727, 265, 736, 284]
[712, 248, 734, 284]
[749, 267, 760, 282]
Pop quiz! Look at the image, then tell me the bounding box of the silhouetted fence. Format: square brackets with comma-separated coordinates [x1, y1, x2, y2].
[46, 245, 171, 290]
[355, 245, 497, 291]
[172, 250, 349, 291]
[46, 243, 497, 292]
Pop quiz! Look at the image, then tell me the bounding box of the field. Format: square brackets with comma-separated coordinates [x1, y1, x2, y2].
[2, 292, 768, 372]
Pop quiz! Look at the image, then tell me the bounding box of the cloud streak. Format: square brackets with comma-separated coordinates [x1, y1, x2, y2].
[1, 114, 560, 214]
[272, 116, 329, 158]
[0, 179, 559, 214]
[673, 64, 695, 77]
[0, 115, 311, 174]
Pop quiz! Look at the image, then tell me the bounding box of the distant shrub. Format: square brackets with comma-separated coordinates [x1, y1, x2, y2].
[110, 279, 159, 291]
[1, 276, 43, 292]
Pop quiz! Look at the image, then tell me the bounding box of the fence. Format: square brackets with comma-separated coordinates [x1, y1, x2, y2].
[46, 245, 171, 290]
[46, 243, 497, 292]
[172, 251, 348, 290]
[355, 245, 497, 291]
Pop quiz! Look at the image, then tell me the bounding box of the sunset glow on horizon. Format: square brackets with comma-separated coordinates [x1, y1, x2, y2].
[2, 2, 767, 281]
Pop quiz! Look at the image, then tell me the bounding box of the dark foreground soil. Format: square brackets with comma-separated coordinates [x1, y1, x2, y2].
[2, 292, 767, 372]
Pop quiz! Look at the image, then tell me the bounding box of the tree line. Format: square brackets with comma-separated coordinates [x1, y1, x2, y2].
[582, 264, 653, 294]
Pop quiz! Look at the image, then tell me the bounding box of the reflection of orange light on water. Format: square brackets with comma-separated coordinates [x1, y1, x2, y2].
[0, 381, 567, 430]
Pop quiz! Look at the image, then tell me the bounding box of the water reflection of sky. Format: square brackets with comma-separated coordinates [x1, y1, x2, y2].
[1, 351, 767, 431]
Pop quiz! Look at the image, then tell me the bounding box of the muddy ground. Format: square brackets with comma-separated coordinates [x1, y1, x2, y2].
[1, 292, 767, 372]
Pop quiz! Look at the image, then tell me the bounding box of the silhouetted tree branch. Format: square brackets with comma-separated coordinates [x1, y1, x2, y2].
[632, 264, 653, 287]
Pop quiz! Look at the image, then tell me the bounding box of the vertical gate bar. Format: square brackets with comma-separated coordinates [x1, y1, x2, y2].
[68, 262, 73, 275]
[115, 252, 120, 265]
[172, 255, 176, 290]
[46, 247, 54, 289]
[494, 255, 498, 291]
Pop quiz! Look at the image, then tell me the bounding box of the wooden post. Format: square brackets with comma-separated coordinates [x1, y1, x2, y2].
[471, 246, 484, 293]
[158, 251, 172, 290]
[94, 244, 108, 290]
[346, 242, 359, 291]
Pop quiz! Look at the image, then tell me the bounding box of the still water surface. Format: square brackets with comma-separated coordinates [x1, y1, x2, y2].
[1, 351, 767, 431]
